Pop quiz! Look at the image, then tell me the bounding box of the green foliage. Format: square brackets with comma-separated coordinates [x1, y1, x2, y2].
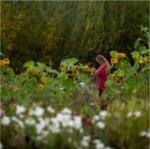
[105, 28, 150, 99]
[1, 1, 149, 70]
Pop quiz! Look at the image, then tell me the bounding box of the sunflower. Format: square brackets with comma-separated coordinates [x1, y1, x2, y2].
[111, 58, 119, 64]
[38, 84, 44, 91]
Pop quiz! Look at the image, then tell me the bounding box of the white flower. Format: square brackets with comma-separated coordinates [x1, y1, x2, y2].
[16, 105, 25, 115]
[83, 135, 91, 141]
[146, 131, 150, 138]
[25, 118, 36, 126]
[56, 113, 64, 122]
[0, 142, 3, 149]
[18, 114, 24, 119]
[41, 130, 49, 138]
[140, 130, 150, 138]
[61, 108, 72, 115]
[36, 122, 46, 134]
[140, 131, 147, 137]
[29, 107, 44, 117]
[49, 124, 60, 133]
[81, 140, 89, 147]
[50, 118, 61, 133]
[93, 139, 101, 144]
[67, 120, 74, 127]
[1, 116, 10, 125]
[127, 112, 133, 118]
[97, 121, 105, 129]
[99, 111, 108, 119]
[92, 115, 100, 123]
[47, 106, 55, 113]
[95, 142, 105, 149]
[73, 116, 82, 129]
[134, 111, 141, 118]
[105, 147, 112, 149]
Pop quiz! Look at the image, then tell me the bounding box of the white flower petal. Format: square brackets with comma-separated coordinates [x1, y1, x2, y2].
[1, 116, 10, 125]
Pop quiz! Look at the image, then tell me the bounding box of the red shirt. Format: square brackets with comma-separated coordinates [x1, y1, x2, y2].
[96, 63, 108, 91]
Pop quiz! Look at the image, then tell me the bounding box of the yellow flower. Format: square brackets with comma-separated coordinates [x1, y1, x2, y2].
[0, 58, 10, 67]
[132, 55, 140, 62]
[38, 84, 44, 91]
[40, 77, 48, 84]
[111, 58, 118, 64]
[84, 65, 91, 73]
[59, 64, 65, 71]
[144, 56, 150, 63]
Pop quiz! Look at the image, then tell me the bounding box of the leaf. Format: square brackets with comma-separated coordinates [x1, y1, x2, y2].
[61, 58, 79, 65]
[23, 61, 35, 68]
[37, 62, 46, 71]
[6, 67, 14, 76]
[45, 66, 59, 74]
[0, 51, 4, 57]
[140, 49, 150, 55]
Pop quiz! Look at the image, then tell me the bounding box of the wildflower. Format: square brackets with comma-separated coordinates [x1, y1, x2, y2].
[127, 112, 133, 118]
[99, 111, 108, 119]
[105, 147, 112, 149]
[25, 118, 36, 126]
[61, 108, 72, 115]
[16, 105, 25, 115]
[38, 84, 44, 91]
[47, 106, 55, 113]
[93, 139, 105, 149]
[140, 130, 150, 138]
[41, 130, 49, 138]
[73, 116, 82, 129]
[93, 139, 101, 144]
[81, 140, 89, 147]
[81, 136, 91, 147]
[146, 131, 150, 138]
[0, 142, 3, 149]
[0, 58, 10, 67]
[36, 120, 47, 134]
[111, 58, 118, 64]
[95, 142, 105, 149]
[83, 135, 91, 141]
[1, 116, 10, 125]
[49, 119, 60, 133]
[29, 107, 44, 117]
[34, 107, 44, 116]
[97, 121, 105, 129]
[134, 111, 141, 118]
[92, 115, 100, 123]
[40, 77, 48, 84]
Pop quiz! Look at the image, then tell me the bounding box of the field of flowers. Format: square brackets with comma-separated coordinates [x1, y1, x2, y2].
[0, 29, 149, 149]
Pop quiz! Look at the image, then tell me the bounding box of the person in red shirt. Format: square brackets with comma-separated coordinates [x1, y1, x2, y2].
[93, 55, 110, 96]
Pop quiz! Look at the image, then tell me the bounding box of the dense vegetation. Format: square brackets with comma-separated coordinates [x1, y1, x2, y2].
[1, 1, 149, 71]
[0, 1, 149, 149]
